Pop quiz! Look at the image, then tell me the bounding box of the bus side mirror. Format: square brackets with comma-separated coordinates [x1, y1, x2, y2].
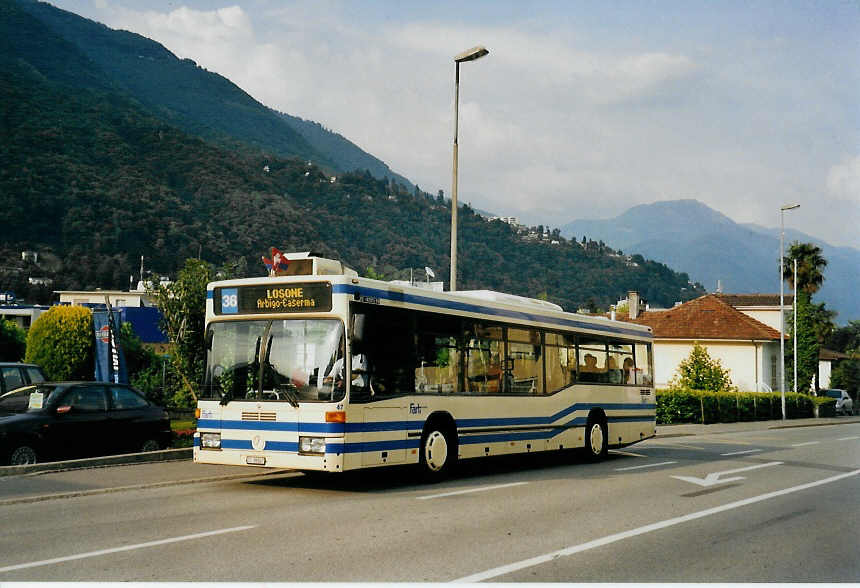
[205, 329, 214, 350]
[351, 314, 366, 345]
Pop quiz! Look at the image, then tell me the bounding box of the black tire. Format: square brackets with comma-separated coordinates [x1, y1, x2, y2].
[419, 423, 457, 482]
[140, 439, 161, 452]
[582, 414, 608, 461]
[9, 444, 38, 466]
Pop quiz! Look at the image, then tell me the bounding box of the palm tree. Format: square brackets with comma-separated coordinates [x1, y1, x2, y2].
[783, 242, 827, 295]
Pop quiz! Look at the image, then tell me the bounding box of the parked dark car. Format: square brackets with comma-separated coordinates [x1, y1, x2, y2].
[0, 382, 171, 465]
[0, 362, 47, 395]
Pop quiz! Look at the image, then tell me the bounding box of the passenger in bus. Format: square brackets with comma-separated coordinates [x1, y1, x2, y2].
[608, 357, 622, 384]
[623, 357, 635, 384]
[580, 354, 599, 372]
[579, 353, 600, 383]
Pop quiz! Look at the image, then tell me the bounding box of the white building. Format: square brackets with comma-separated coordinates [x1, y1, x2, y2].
[623, 293, 784, 392]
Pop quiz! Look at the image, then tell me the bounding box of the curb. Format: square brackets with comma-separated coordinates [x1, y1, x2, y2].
[0, 448, 193, 478]
[656, 417, 860, 438]
[0, 468, 295, 507]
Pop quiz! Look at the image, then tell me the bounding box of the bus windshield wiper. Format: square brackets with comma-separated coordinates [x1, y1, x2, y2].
[277, 382, 300, 409]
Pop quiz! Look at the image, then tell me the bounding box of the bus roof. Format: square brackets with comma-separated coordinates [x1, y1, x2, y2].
[208, 271, 652, 341]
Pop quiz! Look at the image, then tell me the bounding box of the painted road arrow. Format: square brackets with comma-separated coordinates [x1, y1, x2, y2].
[672, 461, 783, 487]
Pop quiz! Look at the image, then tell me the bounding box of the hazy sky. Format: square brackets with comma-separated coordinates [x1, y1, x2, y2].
[51, 0, 860, 249]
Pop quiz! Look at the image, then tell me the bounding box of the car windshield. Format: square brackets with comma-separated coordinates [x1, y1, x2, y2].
[202, 319, 345, 404]
[825, 390, 842, 399]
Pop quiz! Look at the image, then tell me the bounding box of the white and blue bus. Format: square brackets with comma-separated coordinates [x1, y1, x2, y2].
[194, 252, 655, 479]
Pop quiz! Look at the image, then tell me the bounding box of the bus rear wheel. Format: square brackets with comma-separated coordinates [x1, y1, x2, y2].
[583, 415, 608, 461]
[419, 425, 457, 481]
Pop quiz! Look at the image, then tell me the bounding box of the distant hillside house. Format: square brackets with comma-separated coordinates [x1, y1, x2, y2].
[0, 304, 50, 330]
[56, 289, 156, 308]
[55, 289, 166, 346]
[621, 293, 785, 392]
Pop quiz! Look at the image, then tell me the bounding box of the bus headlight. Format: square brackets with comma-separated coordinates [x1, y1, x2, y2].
[299, 436, 325, 455]
[200, 432, 221, 449]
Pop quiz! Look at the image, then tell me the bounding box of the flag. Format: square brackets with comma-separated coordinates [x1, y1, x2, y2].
[262, 247, 290, 276]
[93, 310, 128, 384]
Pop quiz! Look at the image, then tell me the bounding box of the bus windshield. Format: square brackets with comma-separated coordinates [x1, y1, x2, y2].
[202, 319, 345, 404]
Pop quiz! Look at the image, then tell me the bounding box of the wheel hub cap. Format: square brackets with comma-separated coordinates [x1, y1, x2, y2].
[425, 431, 448, 471]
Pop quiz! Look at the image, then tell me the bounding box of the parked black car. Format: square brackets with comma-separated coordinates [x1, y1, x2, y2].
[0, 362, 47, 395]
[0, 382, 171, 465]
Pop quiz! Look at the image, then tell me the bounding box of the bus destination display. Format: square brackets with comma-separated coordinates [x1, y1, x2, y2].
[215, 282, 332, 315]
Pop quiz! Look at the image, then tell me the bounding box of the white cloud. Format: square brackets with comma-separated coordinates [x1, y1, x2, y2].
[827, 156, 860, 200]
[52, 1, 859, 250]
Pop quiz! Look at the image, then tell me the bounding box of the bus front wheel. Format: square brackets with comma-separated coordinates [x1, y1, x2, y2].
[419, 424, 457, 481]
[583, 414, 608, 461]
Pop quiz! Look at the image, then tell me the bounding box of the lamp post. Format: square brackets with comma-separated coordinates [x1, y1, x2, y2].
[450, 45, 489, 292]
[793, 258, 798, 394]
[779, 203, 799, 419]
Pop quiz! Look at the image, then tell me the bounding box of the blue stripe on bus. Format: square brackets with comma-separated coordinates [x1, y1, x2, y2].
[197, 403, 655, 436]
[206, 289, 213, 299]
[455, 402, 655, 428]
[205, 413, 653, 454]
[332, 284, 650, 338]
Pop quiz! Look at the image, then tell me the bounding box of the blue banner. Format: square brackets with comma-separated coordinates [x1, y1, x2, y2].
[93, 310, 128, 384]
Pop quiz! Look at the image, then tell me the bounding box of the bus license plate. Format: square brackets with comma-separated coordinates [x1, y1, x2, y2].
[246, 456, 266, 465]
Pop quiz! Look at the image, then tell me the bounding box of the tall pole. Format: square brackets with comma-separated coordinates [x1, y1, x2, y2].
[449, 45, 488, 292]
[779, 203, 799, 419]
[451, 60, 460, 292]
[780, 210, 786, 419]
[793, 258, 798, 394]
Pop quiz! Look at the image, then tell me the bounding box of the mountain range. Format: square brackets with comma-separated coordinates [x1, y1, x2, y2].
[0, 0, 705, 313]
[561, 200, 858, 322]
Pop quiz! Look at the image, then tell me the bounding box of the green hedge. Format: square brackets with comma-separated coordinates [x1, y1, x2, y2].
[656, 388, 836, 425]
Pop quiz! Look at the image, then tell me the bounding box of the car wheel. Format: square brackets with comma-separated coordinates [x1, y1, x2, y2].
[140, 439, 161, 452]
[419, 424, 457, 482]
[9, 445, 38, 466]
[582, 414, 608, 461]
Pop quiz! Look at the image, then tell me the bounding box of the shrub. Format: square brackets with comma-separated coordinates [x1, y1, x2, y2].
[25, 306, 94, 381]
[0, 318, 26, 361]
[671, 342, 734, 393]
[656, 388, 816, 424]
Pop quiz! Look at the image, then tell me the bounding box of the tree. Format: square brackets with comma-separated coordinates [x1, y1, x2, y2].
[827, 321, 860, 354]
[0, 319, 27, 361]
[786, 291, 819, 393]
[783, 242, 827, 295]
[152, 258, 213, 408]
[671, 342, 734, 392]
[24, 306, 93, 380]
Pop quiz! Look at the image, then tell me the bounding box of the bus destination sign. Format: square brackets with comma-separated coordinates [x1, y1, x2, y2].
[215, 282, 332, 315]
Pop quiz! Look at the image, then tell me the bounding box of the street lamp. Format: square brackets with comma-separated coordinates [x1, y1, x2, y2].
[450, 45, 489, 291]
[779, 203, 799, 420]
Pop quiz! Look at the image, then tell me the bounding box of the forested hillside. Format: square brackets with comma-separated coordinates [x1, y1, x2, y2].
[12, 0, 413, 188]
[0, 0, 705, 311]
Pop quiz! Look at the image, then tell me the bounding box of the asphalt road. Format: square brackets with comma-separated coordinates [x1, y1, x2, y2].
[0, 420, 857, 582]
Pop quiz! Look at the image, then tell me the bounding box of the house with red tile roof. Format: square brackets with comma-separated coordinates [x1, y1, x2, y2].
[620, 293, 785, 391]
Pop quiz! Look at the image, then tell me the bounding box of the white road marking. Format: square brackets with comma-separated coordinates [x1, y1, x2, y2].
[671, 461, 783, 487]
[720, 449, 763, 456]
[453, 468, 860, 582]
[0, 526, 256, 574]
[615, 461, 677, 471]
[610, 450, 649, 458]
[417, 482, 528, 500]
[791, 441, 820, 447]
[838, 436, 859, 441]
